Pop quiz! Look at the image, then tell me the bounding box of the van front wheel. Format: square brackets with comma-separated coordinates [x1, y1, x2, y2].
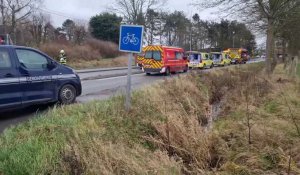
[165, 67, 170, 76]
[59, 84, 76, 105]
[183, 65, 188, 73]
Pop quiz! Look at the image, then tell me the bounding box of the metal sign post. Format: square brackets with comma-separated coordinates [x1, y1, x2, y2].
[125, 53, 133, 110]
[119, 25, 144, 111]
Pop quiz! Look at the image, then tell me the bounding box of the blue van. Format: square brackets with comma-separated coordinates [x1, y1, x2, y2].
[0, 45, 82, 112]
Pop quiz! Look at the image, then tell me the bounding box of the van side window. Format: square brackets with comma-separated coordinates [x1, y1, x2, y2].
[166, 50, 175, 60]
[0, 49, 12, 69]
[175, 52, 183, 60]
[16, 49, 48, 70]
[144, 51, 161, 61]
[205, 54, 209, 60]
[152, 51, 161, 61]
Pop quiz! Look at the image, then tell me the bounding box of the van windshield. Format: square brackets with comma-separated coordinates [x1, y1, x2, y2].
[188, 54, 200, 62]
[211, 54, 221, 60]
[145, 51, 161, 61]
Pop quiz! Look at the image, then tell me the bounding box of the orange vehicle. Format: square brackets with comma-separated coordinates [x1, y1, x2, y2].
[223, 48, 249, 64]
[142, 45, 188, 75]
[135, 47, 145, 68]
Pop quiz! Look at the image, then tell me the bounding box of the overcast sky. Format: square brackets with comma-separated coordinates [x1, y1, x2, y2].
[43, 0, 218, 27]
[42, 0, 265, 45]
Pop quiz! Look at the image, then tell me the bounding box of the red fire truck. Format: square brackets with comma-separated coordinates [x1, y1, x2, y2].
[142, 45, 188, 75]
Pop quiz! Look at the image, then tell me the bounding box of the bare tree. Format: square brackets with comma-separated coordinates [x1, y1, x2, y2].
[73, 24, 87, 45]
[0, 0, 8, 27]
[194, 0, 300, 74]
[112, 0, 166, 25]
[1, 0, 43, 43]
[145, 8, 159, 44]
[62, 19, 75, 41]
[29, 12, 50, 46]
[163, 11, 189, 47]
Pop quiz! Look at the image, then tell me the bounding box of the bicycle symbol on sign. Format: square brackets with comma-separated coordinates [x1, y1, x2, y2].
[122, 33, 139, 45]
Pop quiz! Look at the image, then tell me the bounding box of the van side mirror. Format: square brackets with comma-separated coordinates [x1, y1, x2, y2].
[47, 61, 56, 70]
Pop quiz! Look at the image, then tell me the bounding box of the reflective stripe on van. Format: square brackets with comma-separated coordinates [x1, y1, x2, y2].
[0, 78, 19, 84]
[0, 74, 77, 85]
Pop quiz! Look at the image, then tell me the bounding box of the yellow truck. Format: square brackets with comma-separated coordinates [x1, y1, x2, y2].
[223, 48, 249, 64]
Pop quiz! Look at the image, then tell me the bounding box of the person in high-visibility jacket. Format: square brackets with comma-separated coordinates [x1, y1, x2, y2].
[59, 50, 67, 65]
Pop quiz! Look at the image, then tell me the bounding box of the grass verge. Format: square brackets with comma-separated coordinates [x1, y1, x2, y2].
[297, 63, 300, 78]
[68, 56, 128, 69]
[0, 63, 299, 174]
[39, 39, 126, 69]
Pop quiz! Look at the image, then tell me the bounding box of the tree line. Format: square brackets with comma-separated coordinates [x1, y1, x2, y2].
[194, 0, 300, 74]
[0, 0, 88, 46]
[0, 0, 256, 54]
[90, 11, 256, 53]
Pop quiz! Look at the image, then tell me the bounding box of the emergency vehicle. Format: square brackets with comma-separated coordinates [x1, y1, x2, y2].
[142, 45, 188, 75]
[210, 52, 231, 66]
[135, 47, 145, 68]
[0, 34, 13, 45]
[223, 48, 248, 64]
[0, 45, 82, 112]
[186, 51, 213, 69]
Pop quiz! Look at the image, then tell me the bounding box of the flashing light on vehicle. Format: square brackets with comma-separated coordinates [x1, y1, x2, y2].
[0, 34, 13, 45]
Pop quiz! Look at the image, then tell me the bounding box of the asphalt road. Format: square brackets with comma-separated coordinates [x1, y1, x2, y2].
[78, 68, 143, 80]
[0, 59, 264, 133]
[78, 73, 165, 103]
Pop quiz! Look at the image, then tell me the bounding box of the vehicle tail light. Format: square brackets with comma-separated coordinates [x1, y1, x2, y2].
[200, 60, 202, 63]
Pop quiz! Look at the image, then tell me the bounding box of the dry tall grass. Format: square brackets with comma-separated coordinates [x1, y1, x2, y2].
[1, 63, 300, 175]
[209, 64, 300, 174]
[39, 39, 123, 67]
[66, 56, 128, 69]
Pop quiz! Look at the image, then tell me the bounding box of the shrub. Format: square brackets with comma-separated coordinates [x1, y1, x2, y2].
[39, 39, 122, 61]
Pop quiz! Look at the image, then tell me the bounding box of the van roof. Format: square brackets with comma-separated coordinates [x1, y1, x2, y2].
[0, 45, 33, 49]
[185, 51, 200, 54]
[0, 45, 50, 56]
[162, 46, 183, 49]
[226, 48, 248, 51]
[145, 45, 183, 50]
[0, 45, 15, 48]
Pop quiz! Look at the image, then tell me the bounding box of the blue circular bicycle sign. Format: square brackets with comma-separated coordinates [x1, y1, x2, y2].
[119, 25, 144, 53]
